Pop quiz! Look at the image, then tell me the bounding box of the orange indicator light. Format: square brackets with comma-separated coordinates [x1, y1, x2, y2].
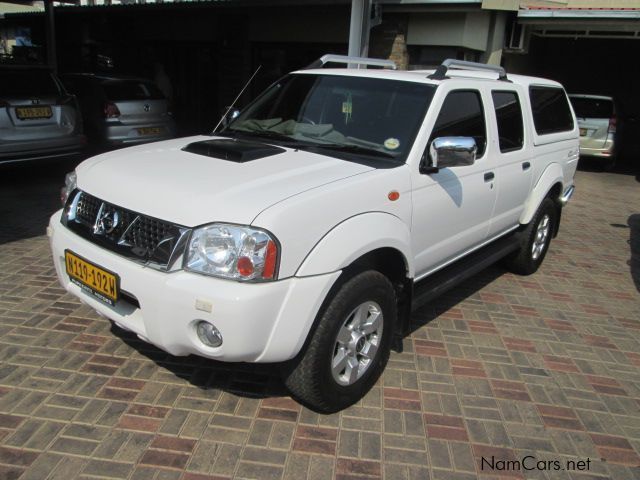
[388, 191, 400, 201]
[262, 241, 278, 279]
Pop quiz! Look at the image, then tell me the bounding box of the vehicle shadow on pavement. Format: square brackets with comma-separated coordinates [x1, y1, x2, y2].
[106, 266, 507, 397]
[578, 157, 639, 176]
[408, 264, 505, 334]
[0, 159, 81, 245]
[628, 214, 640, 292]
[108, 323, 286, 399]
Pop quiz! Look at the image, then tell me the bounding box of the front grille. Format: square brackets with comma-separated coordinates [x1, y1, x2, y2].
[122, 216, 171, 252]
[75, 191, 101, 226]
[62, 190, 189, 270]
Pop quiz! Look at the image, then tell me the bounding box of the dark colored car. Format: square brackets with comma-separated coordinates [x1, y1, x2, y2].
[61, 73, 176, 151]
[0, 66, 86, 164]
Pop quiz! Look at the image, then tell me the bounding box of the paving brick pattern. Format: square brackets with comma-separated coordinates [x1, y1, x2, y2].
[1, 169, 639, 479]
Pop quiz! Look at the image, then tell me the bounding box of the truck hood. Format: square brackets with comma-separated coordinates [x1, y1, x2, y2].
[76, 135, 375, 227]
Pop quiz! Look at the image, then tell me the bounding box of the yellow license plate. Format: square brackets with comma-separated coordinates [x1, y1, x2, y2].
[65, 250, 119, 306]
[137, 127, 164, 136]
[16, 106, 52, 120]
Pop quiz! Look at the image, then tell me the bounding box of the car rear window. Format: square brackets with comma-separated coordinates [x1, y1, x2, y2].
[570, 97, 613, 119]
[2, 70, 61, 97]
[103, 81, 164, 101]
[529, 86, 574, 135]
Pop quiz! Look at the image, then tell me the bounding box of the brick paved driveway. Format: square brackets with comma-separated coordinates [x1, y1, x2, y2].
[1, 164, 639, 480]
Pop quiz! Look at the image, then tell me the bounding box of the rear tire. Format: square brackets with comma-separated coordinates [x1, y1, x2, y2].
[504, 198, 556, 275]
[282, 270, 396, 413]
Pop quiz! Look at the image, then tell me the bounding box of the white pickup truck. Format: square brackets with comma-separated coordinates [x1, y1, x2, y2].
[49, 56, 579, 412]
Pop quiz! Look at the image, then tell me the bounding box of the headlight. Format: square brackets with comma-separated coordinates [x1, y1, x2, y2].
[60, 171, 77, 206]
[185, 223, 279, 281]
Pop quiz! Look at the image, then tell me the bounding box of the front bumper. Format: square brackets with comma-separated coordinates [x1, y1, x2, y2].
[49, 210, 339, 362]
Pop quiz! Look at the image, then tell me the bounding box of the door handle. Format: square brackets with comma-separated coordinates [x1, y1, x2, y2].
[484, 172, 495, 182]
[522, 162, 531, 171]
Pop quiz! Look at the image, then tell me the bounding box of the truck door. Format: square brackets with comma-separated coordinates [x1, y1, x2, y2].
[486, 89, 533, 236]
[411, 89, 498, 278]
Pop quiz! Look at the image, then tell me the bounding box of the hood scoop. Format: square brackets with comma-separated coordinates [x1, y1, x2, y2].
[181, 138, 286, 163]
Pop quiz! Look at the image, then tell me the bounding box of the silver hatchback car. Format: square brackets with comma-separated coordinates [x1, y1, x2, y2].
[568, 94, 617, 167]
[61, 73, 176, 151]
[0, 66, 86, 164]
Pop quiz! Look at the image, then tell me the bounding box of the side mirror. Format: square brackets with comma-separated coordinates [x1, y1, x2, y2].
[420, 137, 477, 174]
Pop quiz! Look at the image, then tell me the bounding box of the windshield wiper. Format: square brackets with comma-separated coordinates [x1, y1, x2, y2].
[221, 129, 308, 145]
[242, 130, 294, 141]
[313, 144, 396, 159]
[219, 131, 397, 160]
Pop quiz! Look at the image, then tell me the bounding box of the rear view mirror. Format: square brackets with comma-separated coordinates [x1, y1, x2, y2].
[420, 137, 477, 174]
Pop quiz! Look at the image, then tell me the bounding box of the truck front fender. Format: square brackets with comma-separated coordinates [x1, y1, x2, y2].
[295, 212, 414, 278]
[519, 163, 564, 225]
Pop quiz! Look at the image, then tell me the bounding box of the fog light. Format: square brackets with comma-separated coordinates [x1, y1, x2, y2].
[196, 320, 223, 347]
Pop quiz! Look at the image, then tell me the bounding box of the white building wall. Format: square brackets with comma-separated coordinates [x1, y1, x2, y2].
[407, 11, 491, 51]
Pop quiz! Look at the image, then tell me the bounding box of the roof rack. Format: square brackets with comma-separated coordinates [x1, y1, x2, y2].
[428, 59, 508, 81]
[304, 54, 397, 70]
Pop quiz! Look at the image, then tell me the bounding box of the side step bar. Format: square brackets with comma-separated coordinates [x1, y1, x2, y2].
[411, 233, 521, 312]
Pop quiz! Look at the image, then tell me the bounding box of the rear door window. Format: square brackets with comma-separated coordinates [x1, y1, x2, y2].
[492, 91, 524, 153]
[3, 70, 61, 97]
[103, 81, 164, 101]
[529, 86, 574, 135]
[429, 90, 487, 157]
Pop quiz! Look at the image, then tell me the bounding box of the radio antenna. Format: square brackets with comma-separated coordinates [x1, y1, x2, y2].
[212, 64, 262, 133]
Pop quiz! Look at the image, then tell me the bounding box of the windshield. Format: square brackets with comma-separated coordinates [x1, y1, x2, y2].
[570, 97, 614, 119]
[224, 73, 435, 162]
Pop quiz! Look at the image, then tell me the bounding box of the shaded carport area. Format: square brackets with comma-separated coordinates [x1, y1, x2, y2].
[504, 8, 640, 166]
[1, 0, 354, 136]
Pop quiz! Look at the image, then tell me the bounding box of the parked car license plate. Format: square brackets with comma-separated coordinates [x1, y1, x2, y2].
[137, 127, 164, 136]
[15, 106, 52, 120]
[65, 250, 119, 306]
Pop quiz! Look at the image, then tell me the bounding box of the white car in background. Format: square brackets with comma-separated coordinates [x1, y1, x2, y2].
[568, 94, 617, 168]
[0, 66, 86, 164]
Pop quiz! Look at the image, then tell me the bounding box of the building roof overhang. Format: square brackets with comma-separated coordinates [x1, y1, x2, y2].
[519, 7, 640, 20]
[517, 7, 640, 39]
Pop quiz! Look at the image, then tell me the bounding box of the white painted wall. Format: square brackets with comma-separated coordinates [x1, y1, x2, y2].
[407, 11, 491, 51]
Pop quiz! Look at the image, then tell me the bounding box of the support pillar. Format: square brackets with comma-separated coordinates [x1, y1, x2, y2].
[45, 0, 56, 72]
[481, 11, 507, 65]
[348, 0, 372, 59]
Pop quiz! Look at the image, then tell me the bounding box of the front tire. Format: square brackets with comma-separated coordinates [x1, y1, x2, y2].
[504, 197, 556, 275]
[282, 270, 396, 413]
